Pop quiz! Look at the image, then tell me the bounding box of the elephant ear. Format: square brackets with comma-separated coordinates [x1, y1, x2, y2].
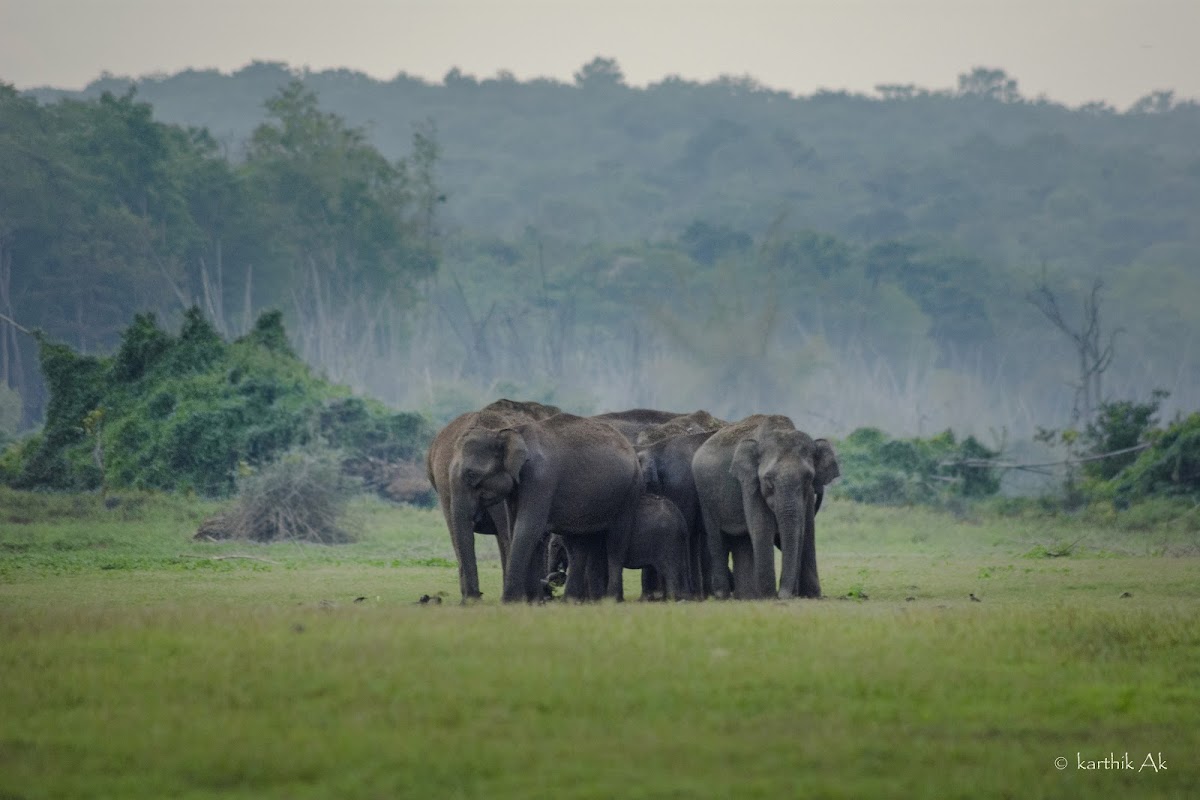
[731, 438, 761, 488]
[813, 438, 840, 488]
[501, 429, 529, 482]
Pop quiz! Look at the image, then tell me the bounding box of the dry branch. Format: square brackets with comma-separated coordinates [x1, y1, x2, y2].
[941, 443, 1151, 472]
[0, 311, 31, 335]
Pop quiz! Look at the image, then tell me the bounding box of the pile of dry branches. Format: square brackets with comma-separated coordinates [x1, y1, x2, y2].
[195, 450, 357, 543]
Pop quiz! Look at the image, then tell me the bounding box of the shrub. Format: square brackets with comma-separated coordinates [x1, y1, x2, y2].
[195, 448, 359, 543]
[6, 308, 432, 497]
[833, 427, 1001, 506]
[1081, 391, 1166, 481]
[1113, 413, 1200, 503]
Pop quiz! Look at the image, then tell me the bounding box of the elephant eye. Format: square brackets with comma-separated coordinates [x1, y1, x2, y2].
[761, 477, 775, 496]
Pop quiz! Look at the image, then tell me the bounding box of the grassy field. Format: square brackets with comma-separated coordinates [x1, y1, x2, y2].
[2, 489, 1199, 798]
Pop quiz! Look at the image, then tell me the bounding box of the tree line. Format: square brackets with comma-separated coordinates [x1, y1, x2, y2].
[30, 60, 1200, 269]
[4, 61, 1200, 442]
[0, 80, 439, 427]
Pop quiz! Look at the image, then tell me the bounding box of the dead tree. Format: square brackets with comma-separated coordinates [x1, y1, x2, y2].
[1027, 273, 1121, 423]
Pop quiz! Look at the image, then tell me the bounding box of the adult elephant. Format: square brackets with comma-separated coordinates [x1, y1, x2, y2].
[591, 408, 687, 444]
[637, 428, 720, 598]
[451, 413, 643, 602]
[427, 398, 561, 602]
[692, 415, 839, 600]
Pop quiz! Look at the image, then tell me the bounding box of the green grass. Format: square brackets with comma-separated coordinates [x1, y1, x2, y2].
[2, 490, 1199, 798]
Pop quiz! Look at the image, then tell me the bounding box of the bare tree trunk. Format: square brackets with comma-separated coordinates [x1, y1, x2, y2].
[0, 238, 28, 403]
[1027, 273, 1120, 423]
[0, 239, 11, 387]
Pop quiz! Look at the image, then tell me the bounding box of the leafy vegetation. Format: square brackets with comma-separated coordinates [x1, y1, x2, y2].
[1, 310, 430, 497]
[833, 427, 1001, 505]
[1113, 413, 1200, 503]
[1082, 390, 1168, 480]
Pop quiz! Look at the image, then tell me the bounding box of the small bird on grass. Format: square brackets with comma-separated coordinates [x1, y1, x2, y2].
[969, 593, 982, 602]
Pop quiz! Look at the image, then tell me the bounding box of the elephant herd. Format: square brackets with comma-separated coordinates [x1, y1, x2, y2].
[425, 399, 840, 604]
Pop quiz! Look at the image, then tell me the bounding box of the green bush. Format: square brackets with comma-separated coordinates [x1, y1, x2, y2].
[833, 427, 1001, 506]
[1081, 391, 1166, 481]
[6, 308, 432, 497]
[1113, 413, 1200, 504]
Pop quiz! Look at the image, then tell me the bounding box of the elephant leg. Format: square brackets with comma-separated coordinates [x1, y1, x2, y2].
[729, 534, 755, 599]
[502, 487, 553, 603]
[668, 562, 685, 601]
[563, 534, 605, 601]
[487, 503, 510, 583]
[798, 495, 821, 598]
[604, 503, 637, 602]
[660, 551, 685, 601]
[687, 506, 706, 599]
[561, 536, 590, 602]
[640, 567, 660, 601]
[700, 498, 732, 599]
[583, 536, 608, 600]
[525, 531, 550, 601]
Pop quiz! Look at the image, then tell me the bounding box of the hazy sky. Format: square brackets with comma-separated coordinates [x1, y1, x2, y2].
[2, 0, 1198, 108]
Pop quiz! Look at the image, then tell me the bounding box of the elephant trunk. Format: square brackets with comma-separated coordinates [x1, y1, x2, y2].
[449, 490, 482, 601]
[775, 495, 806, 600]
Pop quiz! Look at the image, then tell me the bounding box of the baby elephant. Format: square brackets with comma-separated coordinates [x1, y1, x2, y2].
[626, 494, 691, 601]
[550, 494, 691, 601]
[624, 494, 691, 599]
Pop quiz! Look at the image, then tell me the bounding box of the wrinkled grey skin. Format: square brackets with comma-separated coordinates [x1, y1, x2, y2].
[549, 493, 691, 602]
[637, 429, 720, 598]
[692, 415, 840, 600]
[455, 413, 643, 603]
[635, 410, 726, 448]
[590, 408, 687, 444]
[427, 399, 560, 602]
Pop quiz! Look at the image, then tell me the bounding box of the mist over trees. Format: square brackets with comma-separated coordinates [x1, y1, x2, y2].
[6, 59, 1200, 442]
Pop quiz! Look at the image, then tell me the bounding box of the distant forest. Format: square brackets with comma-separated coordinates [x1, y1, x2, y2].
[4, 59, 1200, 442]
